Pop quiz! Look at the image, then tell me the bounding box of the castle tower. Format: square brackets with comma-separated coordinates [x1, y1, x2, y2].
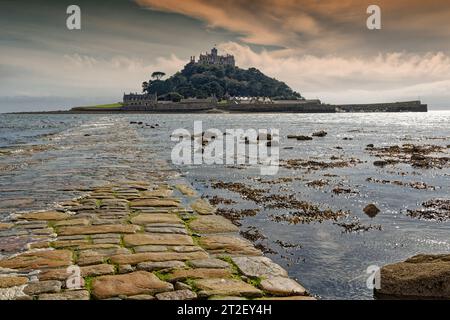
[211, 47, 218, 57]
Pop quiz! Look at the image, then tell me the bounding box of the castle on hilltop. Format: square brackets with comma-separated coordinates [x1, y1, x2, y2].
[190, 47, 235, 67]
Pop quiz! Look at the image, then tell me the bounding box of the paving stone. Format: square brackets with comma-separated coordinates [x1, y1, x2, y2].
[259, 276, 306, 296]
[57, 235, 88, 241]
[90, 234, 121, 239]
[129, 199, 181, 208]
[199, 235, 262, 256]
[39, 268, 71, 281]
[174, 282, 192, 291]
[208, 295, 247, 300]
[189, 215, 239, 234]
[188, 258, 230, 269]
[19, 211, 70, 221]
[54, 219, 89, 227]
[131, 214, 182, 225]
[171, 246, 205, 253]
[77, 244, 121, 251]
[0, 276, 28, 288]
[29, 241, 51, 249]
[126, 294, 155, 300]
[144, 227, 188, 235]
[194, 278, 263, 298]
[30, 228, 55, 236]
[123, 234, 193, 246]
[175, 184, 197, 197]
[167, 268, 232, 282]
[258, 296, 316, 300]
[133, 245, 168, 253]
[0, 250, 72, 270]
[81, 264, 115, 277]
[156, 289, 197, 300]
[38, 290, 90, 300]
[231, 256, 288, 278]
[58, 224, 139, 236]
[91, 271, 173, 299]
[137, 261, 186, 272]
[190, 199, 215, 215]
[110, 251, 209, 264]
[51, 240, 90, 248]
[118, 264, 134, 274]
[92, 238, 121, 245]
[23, 280, 62, 295]
[77, 248, 131, 266]
[92, 219, 126, 226]
[140, 189, 173, 198]
[15, 222, 48, 229]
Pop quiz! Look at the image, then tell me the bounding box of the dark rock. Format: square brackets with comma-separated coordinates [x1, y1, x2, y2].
[312, 130, 327, 137]
[363, 204, 380, 218]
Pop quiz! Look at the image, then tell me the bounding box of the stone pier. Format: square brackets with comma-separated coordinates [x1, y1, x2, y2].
[0, 180, 312, 300]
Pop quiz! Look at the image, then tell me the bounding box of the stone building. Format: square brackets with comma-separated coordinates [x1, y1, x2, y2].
[190, 47, 235, 67]
[122, 93, 157, 110]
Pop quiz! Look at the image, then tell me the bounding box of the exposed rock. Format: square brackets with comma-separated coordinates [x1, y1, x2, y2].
[287, 135, 312, 141]
[131, 214, 182, 225]
[312, 130, 327, 137]
[0, 276, 28, 288]
[190, 199, 215, 215]
[123, 233, 193, 246]
[110, 251, 208, 264]
[188, 258, 230, 269]
[155, 289, 197, 300]
[167, 268, 232, 282]
[91, 271, 173, 299]
[376, 254, 450, 299]
[231, 256, 288, 278]
[38, 290, 90, 300]
[58, 224, 139, 236]
[24, 280, 62, 295]
[194, 278, 263, 298]
[19, 211, 70, 221]
[199, 235, 262, 256]
[189, 215, 239, 234]
[363, 204, 380, 218]
[0, 250, 72, 270]
[259, 276, 306, 296]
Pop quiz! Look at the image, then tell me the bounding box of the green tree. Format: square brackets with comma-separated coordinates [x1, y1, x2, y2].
[151, 71, 166, 80]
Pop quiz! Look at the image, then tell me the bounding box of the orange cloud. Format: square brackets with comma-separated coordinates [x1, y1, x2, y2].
[135, 0, 450, 52]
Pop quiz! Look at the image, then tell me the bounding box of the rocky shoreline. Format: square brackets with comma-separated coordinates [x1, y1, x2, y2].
[0, 180, 312, 300]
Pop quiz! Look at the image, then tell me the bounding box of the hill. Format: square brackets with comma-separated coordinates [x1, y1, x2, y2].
[142, 63, 302, 101]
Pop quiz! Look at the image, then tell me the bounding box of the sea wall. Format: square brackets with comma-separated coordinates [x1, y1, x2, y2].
[335, 101, 428, 113]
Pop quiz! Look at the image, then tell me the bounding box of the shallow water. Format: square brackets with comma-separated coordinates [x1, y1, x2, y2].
[0, 111, 449, 299]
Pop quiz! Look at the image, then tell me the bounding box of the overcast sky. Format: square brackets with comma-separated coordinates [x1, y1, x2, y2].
[1, 0, 450, 112]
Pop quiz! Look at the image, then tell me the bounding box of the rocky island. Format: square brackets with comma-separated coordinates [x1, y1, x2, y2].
[69, 48, 428, 114]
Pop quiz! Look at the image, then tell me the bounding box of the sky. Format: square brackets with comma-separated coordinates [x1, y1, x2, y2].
[1, 0, 450, 112]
